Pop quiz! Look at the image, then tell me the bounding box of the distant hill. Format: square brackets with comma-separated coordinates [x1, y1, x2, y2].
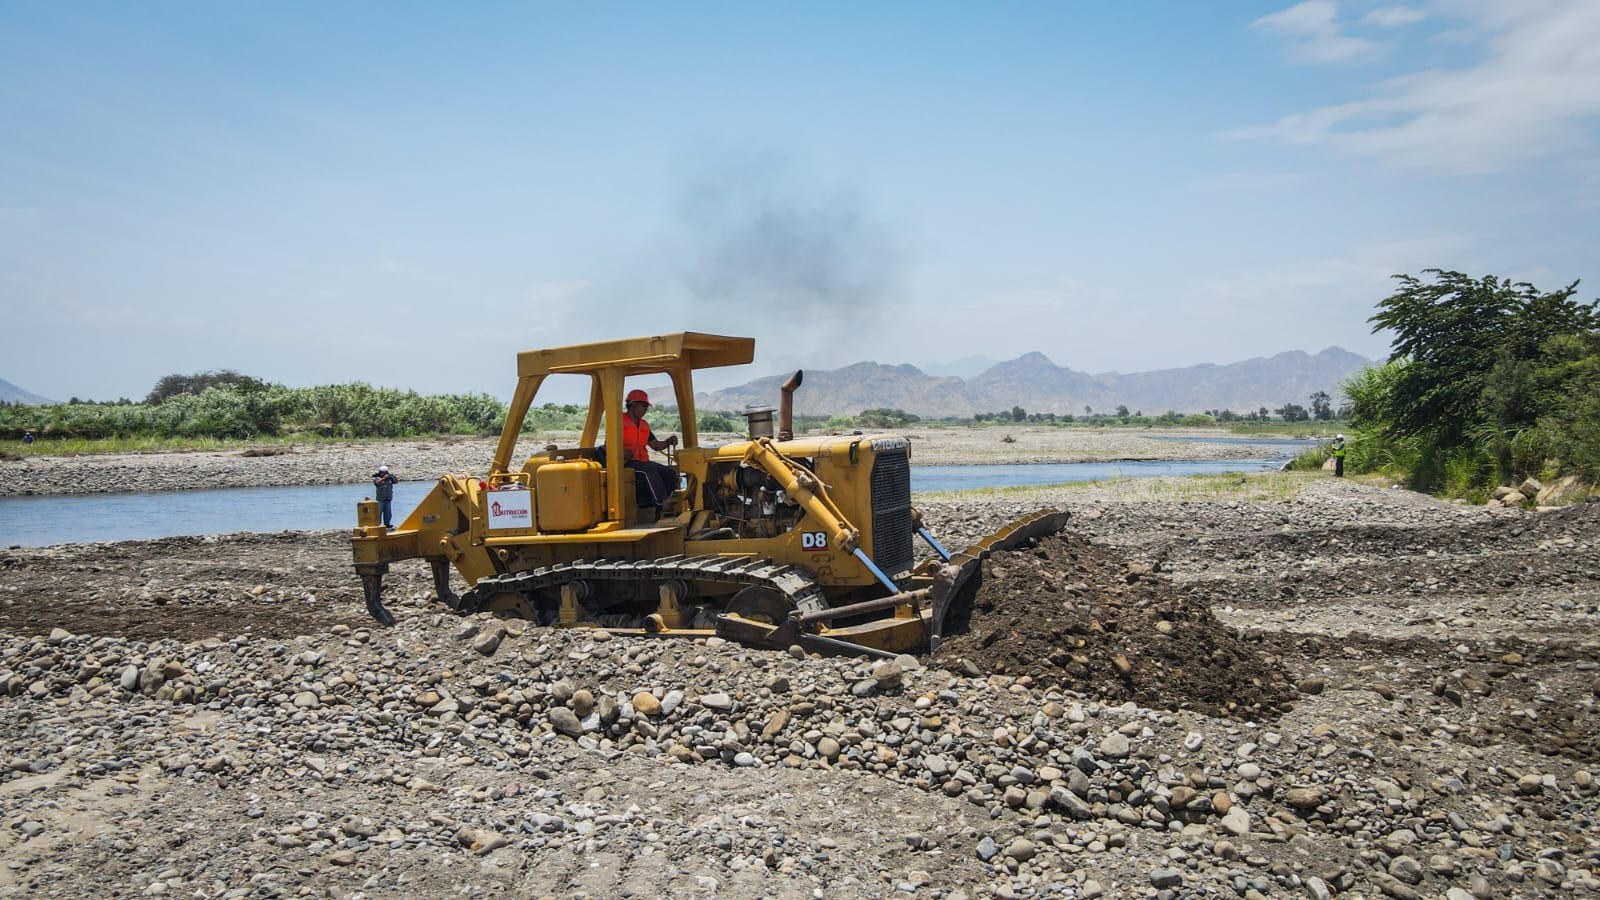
[920, 354, 1000, 379]
[692, 347, 1375, 417]
[0, 378, 54, 405]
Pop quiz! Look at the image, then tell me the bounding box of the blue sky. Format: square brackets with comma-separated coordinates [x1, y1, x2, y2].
[2, 1, 1596, 402]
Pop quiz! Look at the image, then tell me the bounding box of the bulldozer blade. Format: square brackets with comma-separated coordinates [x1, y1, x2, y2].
[926, 509, 1070, 651]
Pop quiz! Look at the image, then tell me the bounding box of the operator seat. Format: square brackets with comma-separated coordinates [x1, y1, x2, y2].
[595, 444, 673, 511]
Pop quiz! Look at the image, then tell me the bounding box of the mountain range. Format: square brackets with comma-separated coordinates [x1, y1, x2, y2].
[0, 378, 54, 406]
[4, 346, 1376, 416]
[690, 347, 1375, 418]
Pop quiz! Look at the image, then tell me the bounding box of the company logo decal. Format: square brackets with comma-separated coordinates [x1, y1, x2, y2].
[487, 490, 534, 529]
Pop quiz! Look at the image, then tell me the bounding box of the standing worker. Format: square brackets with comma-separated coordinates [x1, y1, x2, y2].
[1332, 434, 1347, 478]
[621, 389, 679, 509]
[372, 464, 399, 528]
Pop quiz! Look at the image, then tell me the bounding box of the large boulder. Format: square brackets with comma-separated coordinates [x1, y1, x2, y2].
[1535, 475, 1590, 506]
[1489, 485, 1527, 508]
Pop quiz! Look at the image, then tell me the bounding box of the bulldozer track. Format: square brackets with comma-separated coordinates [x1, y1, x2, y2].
[455, 554, 830, 620]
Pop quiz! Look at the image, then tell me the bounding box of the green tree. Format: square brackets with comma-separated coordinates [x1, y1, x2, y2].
[1349, 270, 1600, 492]
[145, 370, 268, 405]
[698, 412, 736, 432]
[858, 408, 921, 429]
[1532, 332, 1600, 478]
[1369, 270, 1598, 440]
[1309, 391, 1332, 421]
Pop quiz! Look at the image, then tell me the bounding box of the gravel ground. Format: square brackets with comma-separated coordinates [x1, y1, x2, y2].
[3, 435, 1599, 899]
[0, 427, 1288, 496]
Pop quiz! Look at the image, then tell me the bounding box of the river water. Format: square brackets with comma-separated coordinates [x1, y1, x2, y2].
[0, 443, 1306, 547]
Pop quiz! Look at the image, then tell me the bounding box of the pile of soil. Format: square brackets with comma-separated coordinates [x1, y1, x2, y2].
[934, 531, 1297, 719]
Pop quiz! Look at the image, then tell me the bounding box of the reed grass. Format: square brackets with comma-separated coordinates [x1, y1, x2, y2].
[0, 433, 386, 457]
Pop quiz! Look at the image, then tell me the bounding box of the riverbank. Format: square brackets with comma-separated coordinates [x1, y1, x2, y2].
[0, 426, 1291, 496]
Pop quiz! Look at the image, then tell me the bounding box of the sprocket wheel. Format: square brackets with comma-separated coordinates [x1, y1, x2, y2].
[726, 585, 796, 625]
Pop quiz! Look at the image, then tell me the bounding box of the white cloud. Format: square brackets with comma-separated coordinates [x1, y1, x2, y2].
[1251, 0, 1381, 64]
[1253, 0, 1340, 37]
[1232, 1, 1600, 173]
[1363, 6, 1427, 28]
[1426, 28, 1475, 45]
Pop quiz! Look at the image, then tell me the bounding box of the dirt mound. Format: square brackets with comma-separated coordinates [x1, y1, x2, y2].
[933, 531, 1297, 719]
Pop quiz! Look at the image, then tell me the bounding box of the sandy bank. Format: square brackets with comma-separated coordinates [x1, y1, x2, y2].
[0, 426, 1300, 497]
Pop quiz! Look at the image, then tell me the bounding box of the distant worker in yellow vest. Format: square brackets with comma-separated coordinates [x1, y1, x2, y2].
[622, 389, 679, 508]
[1332, 434, 1347, 477]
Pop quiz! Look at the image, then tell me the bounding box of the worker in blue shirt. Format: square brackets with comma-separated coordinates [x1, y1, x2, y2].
[372, 465, 399, 528]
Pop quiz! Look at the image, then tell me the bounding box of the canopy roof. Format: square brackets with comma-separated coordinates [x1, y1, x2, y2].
[516, 332, 755, 378]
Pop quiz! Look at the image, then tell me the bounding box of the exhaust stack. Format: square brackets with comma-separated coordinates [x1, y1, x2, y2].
[779, 370, 803, 441]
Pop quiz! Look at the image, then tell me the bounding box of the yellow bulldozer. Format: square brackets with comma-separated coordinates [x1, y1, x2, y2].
[352, 332, 1065, 658]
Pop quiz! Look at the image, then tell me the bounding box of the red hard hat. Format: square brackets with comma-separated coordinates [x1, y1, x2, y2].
[626, 389, 650, 405]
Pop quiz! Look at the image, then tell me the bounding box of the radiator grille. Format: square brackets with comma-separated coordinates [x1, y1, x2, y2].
[869, 447, 914, 578]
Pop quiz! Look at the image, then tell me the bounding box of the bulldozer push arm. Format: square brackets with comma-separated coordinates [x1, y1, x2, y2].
[737, 436, 917, 596]
[739, 437, 859, 553]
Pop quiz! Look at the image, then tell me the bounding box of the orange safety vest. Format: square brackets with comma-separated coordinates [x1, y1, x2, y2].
[622, 415, 654, 461]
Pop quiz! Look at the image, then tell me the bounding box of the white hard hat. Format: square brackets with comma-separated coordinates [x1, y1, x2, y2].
[1336, 434, 1344, 440]
[379, 465, 389, 472]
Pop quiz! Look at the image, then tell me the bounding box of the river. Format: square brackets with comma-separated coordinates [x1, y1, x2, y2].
[0, 445, 1306, 547]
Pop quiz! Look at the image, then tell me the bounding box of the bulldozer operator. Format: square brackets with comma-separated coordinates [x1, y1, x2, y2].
[622, 389, 679, 509]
